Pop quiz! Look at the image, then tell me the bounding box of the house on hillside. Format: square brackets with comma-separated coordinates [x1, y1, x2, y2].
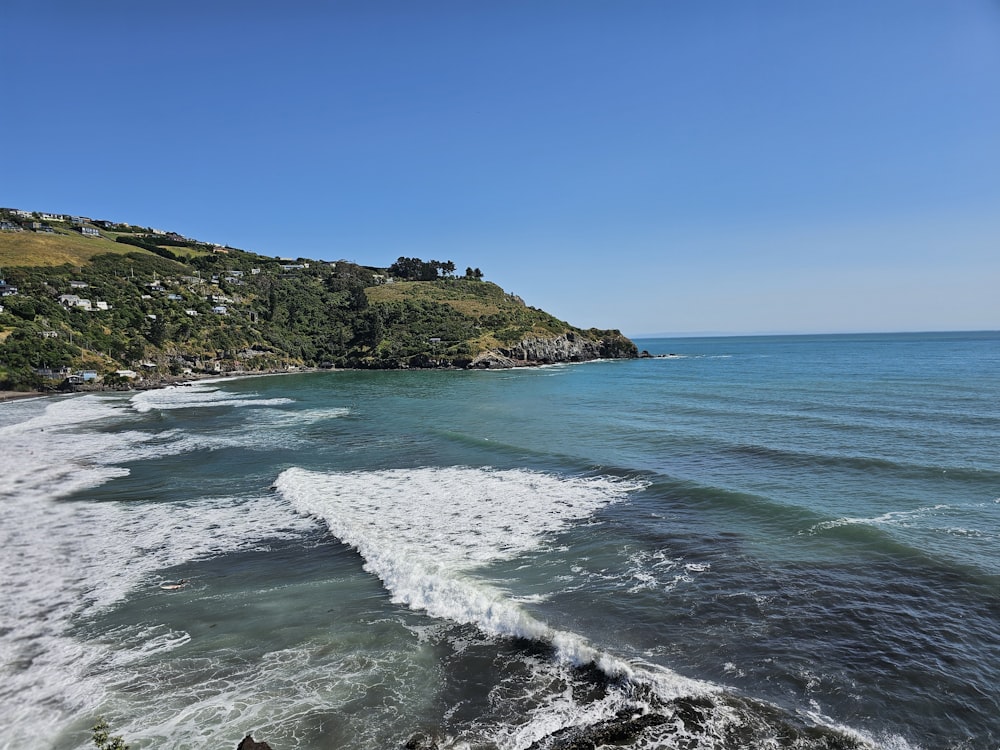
[69, 280, 89, 289]
[0, 220, 22, 231]
[76, 226, 100, 237]
[212, 305, 228, 315]
[93, 220, 116, 229]
[0, 281, 18, 296]
[58, 294, 92, 310]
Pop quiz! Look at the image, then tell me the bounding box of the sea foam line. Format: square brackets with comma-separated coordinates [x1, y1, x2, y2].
[275, 466, 711, 702]
[130, 383, 294, 413]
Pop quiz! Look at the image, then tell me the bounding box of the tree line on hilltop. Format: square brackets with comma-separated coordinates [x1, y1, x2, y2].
[388, 257, 482, 281]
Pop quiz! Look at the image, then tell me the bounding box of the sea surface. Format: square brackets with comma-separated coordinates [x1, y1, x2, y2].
[1, 331, 998, 750]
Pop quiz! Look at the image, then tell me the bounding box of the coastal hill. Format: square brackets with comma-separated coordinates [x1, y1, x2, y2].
[0, 208, 636, 389]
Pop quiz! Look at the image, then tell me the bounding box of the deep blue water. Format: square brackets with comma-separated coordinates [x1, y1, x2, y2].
[1, 331, 998, 749]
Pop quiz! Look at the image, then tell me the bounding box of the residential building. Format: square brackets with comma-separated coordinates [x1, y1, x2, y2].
[58, 294, 92, 310]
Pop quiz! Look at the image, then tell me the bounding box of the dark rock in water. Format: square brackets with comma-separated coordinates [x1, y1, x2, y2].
[404, 731, 439, 749]
[237, 735, 273, 750]
[524, 693, 870, 750]
[525, 708, 671, 749]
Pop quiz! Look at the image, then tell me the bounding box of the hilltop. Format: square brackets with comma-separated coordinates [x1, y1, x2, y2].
[0, 208, 636, 389]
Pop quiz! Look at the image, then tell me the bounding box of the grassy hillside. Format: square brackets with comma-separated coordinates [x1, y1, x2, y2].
[0, 227, 135, 267]
[0, 211, 636, 388]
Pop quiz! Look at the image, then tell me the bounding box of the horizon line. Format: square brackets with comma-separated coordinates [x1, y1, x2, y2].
[627, 328, 999, 339]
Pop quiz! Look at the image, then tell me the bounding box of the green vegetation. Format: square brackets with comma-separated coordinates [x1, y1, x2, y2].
[91, 718, 128, 750]
[0, 208, 636, 387]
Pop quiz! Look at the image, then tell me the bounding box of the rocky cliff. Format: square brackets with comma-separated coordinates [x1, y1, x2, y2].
[469, 331, 638, 368]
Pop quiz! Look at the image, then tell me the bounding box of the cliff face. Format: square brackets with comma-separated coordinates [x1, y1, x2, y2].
[469, 331, 638, 369]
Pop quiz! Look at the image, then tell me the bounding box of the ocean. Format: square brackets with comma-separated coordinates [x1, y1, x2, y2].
[1, 331, 998, 750]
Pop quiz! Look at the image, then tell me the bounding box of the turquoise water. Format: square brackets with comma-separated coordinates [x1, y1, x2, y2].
[1, 331, 998, 749]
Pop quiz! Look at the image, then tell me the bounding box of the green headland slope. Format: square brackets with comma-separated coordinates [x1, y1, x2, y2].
[0, 209, 636, 389]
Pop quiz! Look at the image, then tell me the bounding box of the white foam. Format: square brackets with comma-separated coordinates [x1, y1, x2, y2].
[0, 490, 318, 748]
[275, 466, 711, 702]
[130, 383, 294, 413]
[0, 394, 318, 750]
[804, 504, 954, 535]
[0, 395, 145, 504]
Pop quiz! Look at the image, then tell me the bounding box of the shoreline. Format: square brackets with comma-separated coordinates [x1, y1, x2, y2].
[0, 355, 633, 408]
[0, 390, 48, 403]
[0, 368, 326, 408]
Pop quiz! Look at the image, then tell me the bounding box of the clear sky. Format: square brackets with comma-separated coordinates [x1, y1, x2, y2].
[3, 0, 999, 336]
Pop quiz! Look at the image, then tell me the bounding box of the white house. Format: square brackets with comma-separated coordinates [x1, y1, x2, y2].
[58, 294, 92, 311]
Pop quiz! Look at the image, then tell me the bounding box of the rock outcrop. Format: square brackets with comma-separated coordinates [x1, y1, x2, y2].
[468, 331, 637, 369]
[236, 735, 273, 750]
[468, 351, 520, 369]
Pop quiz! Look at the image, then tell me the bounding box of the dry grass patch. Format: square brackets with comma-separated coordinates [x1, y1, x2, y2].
[365, 280, 511, 317]
[0, 231, 135, 267]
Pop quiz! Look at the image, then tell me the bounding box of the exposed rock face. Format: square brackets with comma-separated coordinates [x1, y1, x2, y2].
[468, 351, 520, 369]
[501, 332, 637, 366]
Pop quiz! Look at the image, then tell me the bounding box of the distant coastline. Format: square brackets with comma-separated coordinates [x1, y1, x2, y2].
[0, 206, 636, 388]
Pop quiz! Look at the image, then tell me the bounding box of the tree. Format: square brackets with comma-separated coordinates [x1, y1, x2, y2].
[147, 316, 167, 346]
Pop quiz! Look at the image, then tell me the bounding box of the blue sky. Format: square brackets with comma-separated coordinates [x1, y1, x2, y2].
[3, 1, 998, 335]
